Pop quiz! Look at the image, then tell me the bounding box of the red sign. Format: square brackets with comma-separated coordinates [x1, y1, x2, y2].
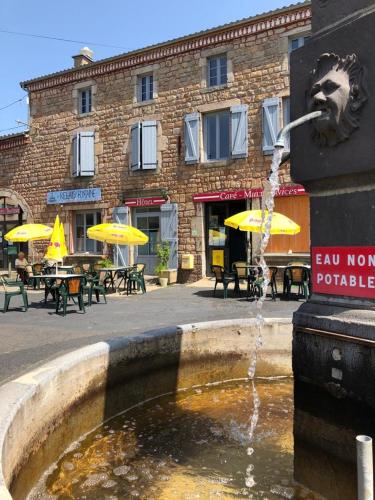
[192, 185, 305, 203]
[124, 196, 166, 207]
[312, 246, 375, 299]
[0, 207, 20, 215]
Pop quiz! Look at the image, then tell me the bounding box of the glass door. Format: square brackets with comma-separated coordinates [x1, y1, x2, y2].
[135, 208, 160, 274]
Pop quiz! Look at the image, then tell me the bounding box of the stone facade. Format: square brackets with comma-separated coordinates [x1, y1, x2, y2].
[0, 2, 311, 280]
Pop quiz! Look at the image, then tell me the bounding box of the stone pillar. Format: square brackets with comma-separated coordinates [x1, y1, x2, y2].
[290, 1, 375, 496]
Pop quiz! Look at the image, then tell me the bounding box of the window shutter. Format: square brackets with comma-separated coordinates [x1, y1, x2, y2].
[141, 120, 157, 169]
[160, 203, 178, 269]
[184, 112, 200, 164]
[131, 122, 141, 170]
[112, 206, 129, 266]
[283, 97, 291, 152]
[72, 133, 80, 177]
[230, 104, 248, 158]
[262, 97, 281, 154]
[79, 131, 95, 176]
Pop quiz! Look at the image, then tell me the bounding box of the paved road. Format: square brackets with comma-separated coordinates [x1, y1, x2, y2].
[0, 285, 301, 385]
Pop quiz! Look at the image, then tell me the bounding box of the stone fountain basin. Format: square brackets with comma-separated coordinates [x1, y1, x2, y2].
[0, 318, 292, 499]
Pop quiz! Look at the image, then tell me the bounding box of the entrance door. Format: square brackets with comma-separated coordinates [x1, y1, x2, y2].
[0, 197, 27, 270]
[135, 208, 161, 275]
[205, 200, 246, 275]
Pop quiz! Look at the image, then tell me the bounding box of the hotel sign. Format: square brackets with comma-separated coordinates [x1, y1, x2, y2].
[192, 185, 305, 203]
[47, 188, 102, 205]
[312, 246, 375, 300]
[0, 207, 20, 215]
[124, 196, 166, 207]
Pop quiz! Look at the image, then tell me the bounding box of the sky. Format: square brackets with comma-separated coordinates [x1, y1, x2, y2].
[0, 0, 296, 135]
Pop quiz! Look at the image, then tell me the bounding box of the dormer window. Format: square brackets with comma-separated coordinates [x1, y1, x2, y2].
[78, 88, 92, 114]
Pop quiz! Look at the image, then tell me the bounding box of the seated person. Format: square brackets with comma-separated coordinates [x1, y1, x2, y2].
[15, 251, 29, 284]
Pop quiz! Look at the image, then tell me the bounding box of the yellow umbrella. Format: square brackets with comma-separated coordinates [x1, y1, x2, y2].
[87, 223, 148, 245]
[224, 210, 300, 235]
[60, 222, 68, 258]
[44, 215, 65, 262]
[4, 224, 53, 243]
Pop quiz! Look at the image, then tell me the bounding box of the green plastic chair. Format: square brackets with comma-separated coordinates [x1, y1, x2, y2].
[91, 271, 107, 303]
[126, 269, 146, 295]
[55, 277, 85, 316]
[1, 277, 28, 312]
[211, 265, 239, 299]
[284, 266, 310, 300]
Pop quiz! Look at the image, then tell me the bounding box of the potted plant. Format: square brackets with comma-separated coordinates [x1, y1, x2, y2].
[155, 242, 170, 287]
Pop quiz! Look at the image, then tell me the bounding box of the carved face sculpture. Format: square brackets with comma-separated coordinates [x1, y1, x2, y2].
[308, 53, 368, 146]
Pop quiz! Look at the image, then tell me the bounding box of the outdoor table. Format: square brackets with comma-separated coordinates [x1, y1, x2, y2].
[98, 267, 129, 292]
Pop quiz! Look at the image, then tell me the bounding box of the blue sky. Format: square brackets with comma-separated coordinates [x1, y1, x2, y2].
[0, 0, 294, 135]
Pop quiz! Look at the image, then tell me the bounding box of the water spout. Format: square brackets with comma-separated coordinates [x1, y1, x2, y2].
[274, 110, 326, 149]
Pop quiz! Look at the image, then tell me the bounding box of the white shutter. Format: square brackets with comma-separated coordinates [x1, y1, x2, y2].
[142, 120, 157, 169]
[230, 104, 248, 158]
[113, 207, 129, 266]
[131, 122, 141, 170]
[262, 97, 281, 154]
[184, 113, 200, 164]
[79, 131, 95, 176]
[72, 133, 80, 177]
[160, 203, 178, 269]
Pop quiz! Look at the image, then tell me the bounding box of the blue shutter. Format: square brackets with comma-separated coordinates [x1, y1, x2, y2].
[160, 203, 178, 269]
[79, 131, 95, 176]
[142, 120, 157, 169]
[131, 122, 141, 170]
[230, 104, 248, 158]
[72, 133, 80, 177]
[112, 207, 129, 266]
[184, 113, 200, 164]
[262, 97, 280, 154]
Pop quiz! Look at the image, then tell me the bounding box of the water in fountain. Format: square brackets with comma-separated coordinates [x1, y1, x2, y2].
[245, 146, 284, 491]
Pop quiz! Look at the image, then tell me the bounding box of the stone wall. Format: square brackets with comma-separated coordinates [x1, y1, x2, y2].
[0, 4, 311, 280]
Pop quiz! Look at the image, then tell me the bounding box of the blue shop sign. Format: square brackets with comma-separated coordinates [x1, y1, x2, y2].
[47, 188, 102, 205]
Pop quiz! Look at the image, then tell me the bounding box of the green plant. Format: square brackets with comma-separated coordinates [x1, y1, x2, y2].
[155, 242, 170, 275]
[97, 258, 113, 268]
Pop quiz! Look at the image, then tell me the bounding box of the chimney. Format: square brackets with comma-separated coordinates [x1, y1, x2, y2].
[72, 47, 94, 68]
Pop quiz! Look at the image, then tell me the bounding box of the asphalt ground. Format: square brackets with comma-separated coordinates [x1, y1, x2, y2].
[0, 284, 301, 385]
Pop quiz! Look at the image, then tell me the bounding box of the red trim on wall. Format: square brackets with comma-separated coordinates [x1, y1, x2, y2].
[124, 196, 166, 207]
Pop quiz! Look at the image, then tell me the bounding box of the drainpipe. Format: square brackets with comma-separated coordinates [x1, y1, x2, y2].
[357, 435, 374, 500]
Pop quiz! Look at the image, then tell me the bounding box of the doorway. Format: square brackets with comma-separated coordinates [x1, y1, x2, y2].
[135, 207, 161, 274]
[205, 200, 247, 275]
[0, 196, 27, 270]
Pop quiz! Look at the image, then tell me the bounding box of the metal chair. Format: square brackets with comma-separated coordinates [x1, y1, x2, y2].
[211, 265, 238, 299]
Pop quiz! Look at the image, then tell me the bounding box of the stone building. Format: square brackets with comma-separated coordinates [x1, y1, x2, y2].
[0, 2, 311, 280]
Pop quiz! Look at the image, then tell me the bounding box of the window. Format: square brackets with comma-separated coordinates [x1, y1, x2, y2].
[204, 111, 230, 161]
[184, 105, 248, 164]
[72, 131, 95, 176]
[207, 55, 227, 87]
[130, 121, 157, 170]
[138, 74, 154, 102]
[75, 211, 102, 254]
[78, 88, 92, 114]
[262, 97, 281, 154]
[289, 36, 310, 53]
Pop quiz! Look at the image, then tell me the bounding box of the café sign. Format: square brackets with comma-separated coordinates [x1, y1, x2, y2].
[192, 185, 305, 203]
[312, 246, 375, 299]
[47, 188, 102, 205]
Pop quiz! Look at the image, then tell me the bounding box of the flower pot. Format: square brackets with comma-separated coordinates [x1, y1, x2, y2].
[158, 277, 168, 287]
[160, 269, 177, 284]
